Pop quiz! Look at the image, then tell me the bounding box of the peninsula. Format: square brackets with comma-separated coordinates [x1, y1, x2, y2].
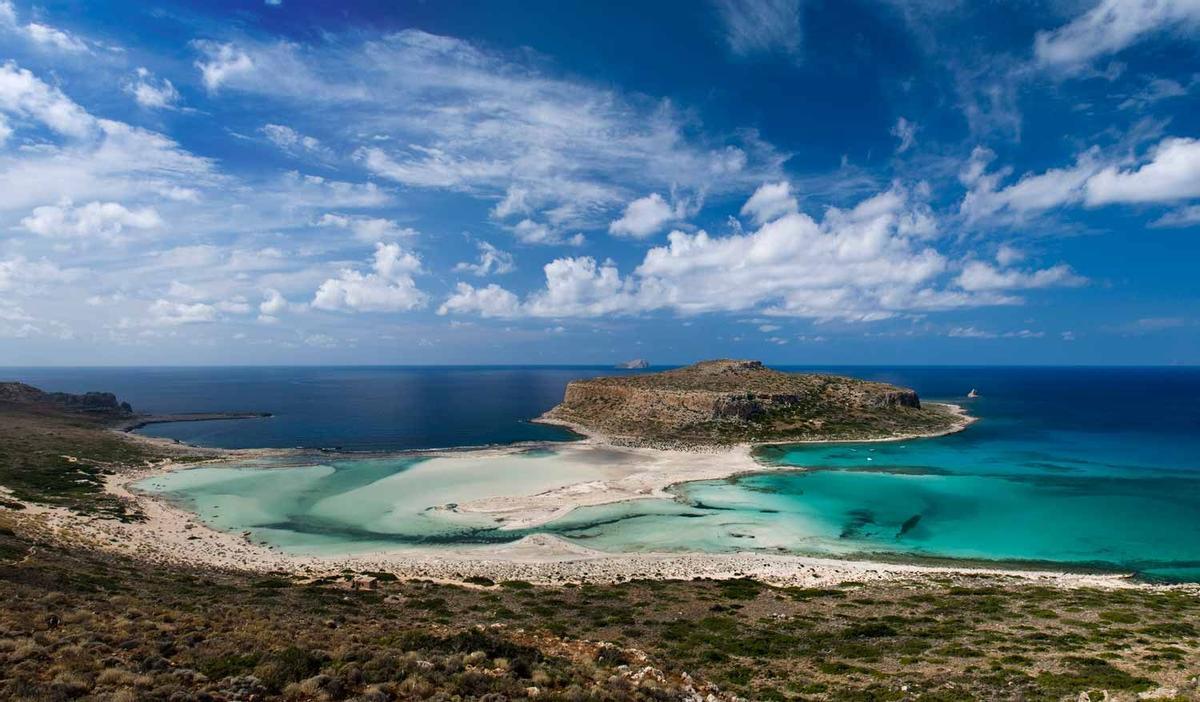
[540, 359, 968, 446]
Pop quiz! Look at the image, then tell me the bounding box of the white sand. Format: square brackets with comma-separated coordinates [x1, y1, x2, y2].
[4, 411, 1177, 591]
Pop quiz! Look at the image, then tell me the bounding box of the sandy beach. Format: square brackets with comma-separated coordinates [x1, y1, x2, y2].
[7, 403, 1175, 591]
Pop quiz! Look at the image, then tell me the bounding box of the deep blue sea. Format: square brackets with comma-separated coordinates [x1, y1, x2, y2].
[5, 366, 1200, 580]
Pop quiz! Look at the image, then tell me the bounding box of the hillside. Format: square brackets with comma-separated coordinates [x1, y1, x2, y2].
[539, 360, 967, 446]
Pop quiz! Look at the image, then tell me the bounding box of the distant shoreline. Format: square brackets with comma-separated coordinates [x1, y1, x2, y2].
[115, 411, 273, 433]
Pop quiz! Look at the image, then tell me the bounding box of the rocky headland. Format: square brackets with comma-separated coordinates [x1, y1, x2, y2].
[539, 359, 968, 447]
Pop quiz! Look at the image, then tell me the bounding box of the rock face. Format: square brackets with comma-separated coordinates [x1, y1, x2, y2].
[616, 359, 650, 369]
[0, 382, 133, 415]
[540, 360, 961, 445]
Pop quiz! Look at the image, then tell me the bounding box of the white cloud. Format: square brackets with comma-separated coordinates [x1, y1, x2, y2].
[259, 288, 288, 316]
[124, 68, 180, 109]
[1035, 0, 1200, 73]
[0, 61, 95, 138]
[20, 199, 162, 240]
[891, 117, 917, 153]
[492, 186, 531, 219]
[261, 123, 327, 156]
[960, 147, 1103, 223]
[1085, 137, 1200, 205]
[949, 326, 1045, 339]
[193, 41, 255, 91]
[453, 240, 515, 276]
[148, 299, 217, 325]
[955, 261, 1086, 291]
[609, 193, 677, 238]
[1119, 77, 1189, 110]
[0, 256, 76, 293]
[511, 218, 584, 246]
[1152, 204, 1200, 227]
[713, 0, 803, 57]
[442, 186, 1066, 322]
[311, 242, 427, 312]
[995, 244, 1024, 267]
[317, 213, 417, 241]
[739, 181, 797, 225]
[962, 136, 1200, 224]
[0, 113, 10, 146]
[0, 65, 217, 214]
[438, 282, 521, 317]
[0, 3, 88, 53]
[24, 21, 88, 52]
[192, 31, 783, 235]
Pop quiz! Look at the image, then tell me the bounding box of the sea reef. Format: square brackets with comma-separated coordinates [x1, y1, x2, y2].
[540, 359, 964, 446]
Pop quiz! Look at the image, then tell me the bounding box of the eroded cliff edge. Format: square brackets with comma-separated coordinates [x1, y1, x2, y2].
[538, 359, 968, 446]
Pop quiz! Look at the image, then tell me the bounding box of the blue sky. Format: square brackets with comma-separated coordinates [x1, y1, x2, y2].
[0, 0, 1197, 365]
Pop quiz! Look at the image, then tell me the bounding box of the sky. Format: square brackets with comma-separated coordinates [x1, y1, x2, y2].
[0, 0, 1197, 366]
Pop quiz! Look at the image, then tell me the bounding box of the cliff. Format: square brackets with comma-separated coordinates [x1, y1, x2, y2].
[0, 382, 133, 416]
[539, 360, 965, 445]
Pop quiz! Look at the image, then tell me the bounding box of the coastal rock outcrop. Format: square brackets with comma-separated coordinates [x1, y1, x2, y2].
[0, 382, 133, 415]
[539, 359, 962, 445]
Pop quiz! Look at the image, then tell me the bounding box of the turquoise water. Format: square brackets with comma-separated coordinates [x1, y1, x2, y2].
[110, 367, 1200, 581]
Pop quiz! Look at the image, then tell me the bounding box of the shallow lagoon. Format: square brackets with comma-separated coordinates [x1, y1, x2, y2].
[130, 366, 1200, 582]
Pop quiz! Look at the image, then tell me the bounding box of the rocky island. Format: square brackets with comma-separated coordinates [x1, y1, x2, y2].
[540, 359, 968, 446]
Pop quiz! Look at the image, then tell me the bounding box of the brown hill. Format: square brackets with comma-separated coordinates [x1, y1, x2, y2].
[539, 360, 966, 446]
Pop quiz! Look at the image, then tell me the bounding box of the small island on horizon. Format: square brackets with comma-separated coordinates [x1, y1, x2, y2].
[540, 359, 970, 447]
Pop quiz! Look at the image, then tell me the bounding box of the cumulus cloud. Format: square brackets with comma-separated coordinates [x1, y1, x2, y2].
[441, 186, 1074, 322]
[739, 181, 797, 226]
[0, 61, 95, 138]
[438, 282, 521, 317]
[955, 261, 1086, 292]
[1085, 137, 1200, 205]
[1035, 0, 1200, 73]
[960, 147, 1102, 223]
[712, 0, 803, 57]
[311, 242, 426, 312]
[124, 68, 180, 109]
[259, 288, 288, 316]
[193, 41, 255, 91]
[148, 299, 217, 325]
[20, 199, 162, 240]
[453, 241, 515, 276]
[608, 193, 679, 238]
[317, 213, 416, 241]
[962, 136, 1200, 225]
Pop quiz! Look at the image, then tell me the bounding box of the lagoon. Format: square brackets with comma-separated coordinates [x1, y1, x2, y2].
[35, 365, 1198, 581]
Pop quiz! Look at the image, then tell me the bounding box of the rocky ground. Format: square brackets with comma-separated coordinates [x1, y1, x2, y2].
[2, 517, 1199, 701]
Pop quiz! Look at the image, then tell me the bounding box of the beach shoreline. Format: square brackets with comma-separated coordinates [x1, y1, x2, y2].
[11, 401, 1172, 590]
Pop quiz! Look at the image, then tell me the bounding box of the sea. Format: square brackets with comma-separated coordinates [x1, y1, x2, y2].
[5, 365, 1199, 582]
